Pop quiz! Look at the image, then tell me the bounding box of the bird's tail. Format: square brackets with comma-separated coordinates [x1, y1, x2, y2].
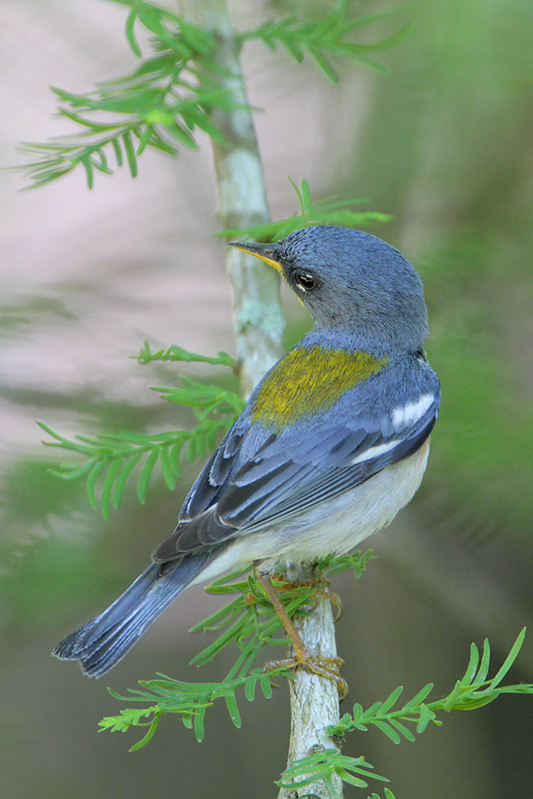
[52, 551, 217, 677]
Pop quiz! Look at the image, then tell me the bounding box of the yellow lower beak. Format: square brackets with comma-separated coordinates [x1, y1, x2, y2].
[229, 241, 283, 274]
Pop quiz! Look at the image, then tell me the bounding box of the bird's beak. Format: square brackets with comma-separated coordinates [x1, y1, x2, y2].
[228, 241, 283, 275]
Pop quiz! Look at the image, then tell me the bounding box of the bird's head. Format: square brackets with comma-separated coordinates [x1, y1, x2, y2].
[230, 225, 429, 356]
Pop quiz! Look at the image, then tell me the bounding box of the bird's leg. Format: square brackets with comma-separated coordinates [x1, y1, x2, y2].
[254, 568, 348, 698]
[255, 570, 310, 656]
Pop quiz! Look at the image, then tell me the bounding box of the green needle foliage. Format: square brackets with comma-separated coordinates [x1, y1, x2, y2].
[274, 629, 533, 794]
[277, 750, 389, 792]
[38, 351, 245, 518]
[218, 178, 392, 242]
[100, 668, 284, 750]
[135, 341, 237, 368]
[241, 5, 408, 81]
[14, 0, 406, 189]
[330, 628, 533, 742]
[16, 2, 230, 188]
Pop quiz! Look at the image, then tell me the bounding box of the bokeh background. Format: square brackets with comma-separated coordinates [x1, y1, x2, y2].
[1, 1, 532, 797]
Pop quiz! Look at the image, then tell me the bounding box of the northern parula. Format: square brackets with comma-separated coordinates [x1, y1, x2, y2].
[54, 225, 440, 677]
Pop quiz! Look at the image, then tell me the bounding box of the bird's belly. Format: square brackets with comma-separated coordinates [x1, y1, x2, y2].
[194, 442, 430, 583]
[267, 440, 430, 562]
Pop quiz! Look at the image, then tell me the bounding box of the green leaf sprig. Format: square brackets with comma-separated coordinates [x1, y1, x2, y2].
[37, 350, 244, 518]
[16, 3, 229, 188]
[276, 628, 533, 795]
[135, 341, 236, 368]
[218, 178, 392, 242]
[242, 5, 409, 82]
[277, 750, 388, 792]
[330, 628, 532, 744]
[14, 1, 407, 189]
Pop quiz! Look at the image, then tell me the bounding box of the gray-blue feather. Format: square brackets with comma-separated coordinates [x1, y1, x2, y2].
[53, 549, 222, 677]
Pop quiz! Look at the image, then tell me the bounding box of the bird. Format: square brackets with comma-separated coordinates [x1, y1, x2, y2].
[53, 224, 440, 678]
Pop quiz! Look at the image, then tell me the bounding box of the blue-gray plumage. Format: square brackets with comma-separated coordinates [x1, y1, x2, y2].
[54, 225, 440, 677]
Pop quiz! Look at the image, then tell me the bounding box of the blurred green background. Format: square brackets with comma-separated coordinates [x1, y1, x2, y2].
[1, 0, 532, 797]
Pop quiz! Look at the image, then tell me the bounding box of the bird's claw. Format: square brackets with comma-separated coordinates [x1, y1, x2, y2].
[264, 652, 348, 699]
[312, 589, 344, 621]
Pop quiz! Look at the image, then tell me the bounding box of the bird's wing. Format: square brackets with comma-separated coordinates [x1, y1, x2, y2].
[153, 375, 440, 563]
[236, 404, 437, 533]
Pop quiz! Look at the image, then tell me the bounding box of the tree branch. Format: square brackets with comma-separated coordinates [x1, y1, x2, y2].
[177, 2, 343, 796]
[279, 565, 343, 799]
[178, 0, 284, 395]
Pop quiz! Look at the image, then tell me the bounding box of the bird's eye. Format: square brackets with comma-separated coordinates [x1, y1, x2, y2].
[294, 272, 316, 291]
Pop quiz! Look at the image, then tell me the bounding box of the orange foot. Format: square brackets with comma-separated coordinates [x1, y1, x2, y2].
[265, 651, 348, 699]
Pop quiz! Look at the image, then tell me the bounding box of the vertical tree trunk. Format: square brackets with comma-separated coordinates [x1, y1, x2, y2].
[178, 0, 284, 396]
[177, 2, 343, 796]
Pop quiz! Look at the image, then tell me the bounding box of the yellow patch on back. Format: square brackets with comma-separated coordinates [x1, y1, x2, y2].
[251, 345, 388, 430]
